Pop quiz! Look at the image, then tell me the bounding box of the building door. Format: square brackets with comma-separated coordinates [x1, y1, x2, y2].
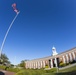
[53, 59, 55, 67]
[57, 58, 59, 67]
[49, 60, 51, 68]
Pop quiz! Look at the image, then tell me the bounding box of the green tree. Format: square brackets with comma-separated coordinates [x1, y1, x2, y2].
[0, 53, 10, 65]
[18, 60, 28, 68]
[19, 60, 25, 68]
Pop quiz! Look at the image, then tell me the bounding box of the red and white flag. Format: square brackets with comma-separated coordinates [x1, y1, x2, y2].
[12, 3, 19, 14]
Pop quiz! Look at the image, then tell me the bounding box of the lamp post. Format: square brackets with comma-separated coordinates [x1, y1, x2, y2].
[55, 55, 58, 73]
[52, 46, 58, 73]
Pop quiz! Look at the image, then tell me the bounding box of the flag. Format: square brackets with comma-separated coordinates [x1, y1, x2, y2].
[12, 3, 19, 14]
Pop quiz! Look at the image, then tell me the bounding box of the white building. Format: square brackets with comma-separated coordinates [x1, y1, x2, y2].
[25, 47, 76, 69]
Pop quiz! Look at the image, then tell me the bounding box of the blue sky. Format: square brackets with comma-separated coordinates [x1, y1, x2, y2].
[0, 0, 76, 65]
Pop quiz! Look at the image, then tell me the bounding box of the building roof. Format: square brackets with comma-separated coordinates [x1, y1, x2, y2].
[26, 47, 76, 62]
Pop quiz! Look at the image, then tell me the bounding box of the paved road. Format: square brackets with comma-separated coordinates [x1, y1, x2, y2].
[0, 70, 15, 75]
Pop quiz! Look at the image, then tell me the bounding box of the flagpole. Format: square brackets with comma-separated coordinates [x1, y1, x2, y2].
[0, 11, 20, 58]
[14, 56, 16, 68]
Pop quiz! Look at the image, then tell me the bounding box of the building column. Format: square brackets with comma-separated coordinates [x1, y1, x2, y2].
[35, 62, 37, 68]
[69, 53, 72, 62]
[32, 63, 34, 68]
[72, 52, 76, 60]
[43, 61, 45, 68]
[35, 62, 36, 69]
[63, 56, 66, 63]
[27, 63, 28, 68]
[30, 63, 31, 69]
[38, 61, 40, 69]
[55, 58, 57, 67]
[34, 63, 35, 69]
[26, 63, 27, 68]
[31, 63, 32, 68]
[40, 61, 42, 68]
[28, 63, 29, 68]
[29, 63, 31, 69]
[36, 62, 38, 68]
[27, 63, 29, 68]
[29, 63, 30, 68]
[66, 54, 69, 63]
[51, 59, 53, 68]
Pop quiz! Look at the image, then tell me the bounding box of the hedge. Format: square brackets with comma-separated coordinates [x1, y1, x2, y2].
[0, 65, 21, 73]
[0, 65, 6, 70]
[7, 67, 21, 72]
[45, 65, 49, 68]
[59, 63, 66, 67]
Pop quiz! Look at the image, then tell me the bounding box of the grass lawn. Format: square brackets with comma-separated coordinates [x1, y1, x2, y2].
[15, 65, 76, 75]
[43, 72, 76, 75]
[59, 65, 76, 72]
[43, 65, 76, 75]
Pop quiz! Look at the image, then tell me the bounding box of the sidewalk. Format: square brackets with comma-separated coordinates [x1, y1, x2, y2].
[0, 70, 15, 75]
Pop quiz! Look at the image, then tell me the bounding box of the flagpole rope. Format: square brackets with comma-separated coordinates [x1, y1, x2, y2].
[0, 11, 20, 57]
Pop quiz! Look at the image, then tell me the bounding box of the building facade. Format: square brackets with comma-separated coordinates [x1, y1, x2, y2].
[25, 47, 76, 69]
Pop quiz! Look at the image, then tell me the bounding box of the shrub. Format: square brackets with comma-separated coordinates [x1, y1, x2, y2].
[72, 60, 76, 63]
[45, 68, 57, 73]
[0, 65, 6, 70]
[59, 63, 66, 67]
[0, 65, 22, 73]
[69, 60, 76, 64]
[66, 63, 70, 66]
[45, 65, 49, 68]
[7, 67, 21, 72]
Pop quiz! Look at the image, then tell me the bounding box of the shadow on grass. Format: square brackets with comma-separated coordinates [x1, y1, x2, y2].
[56, 71, 76, 75]
[0, 71, 5, 75]
[44, 71, 76, 75]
